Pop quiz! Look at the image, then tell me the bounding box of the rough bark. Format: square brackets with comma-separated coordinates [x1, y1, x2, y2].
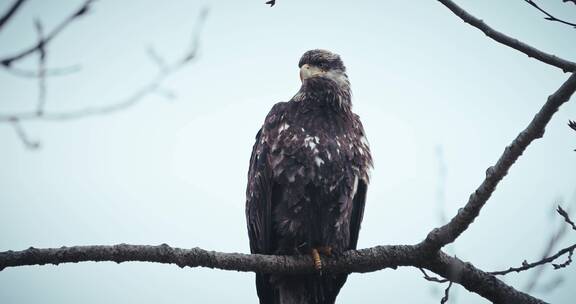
[0, 244, 546, 304]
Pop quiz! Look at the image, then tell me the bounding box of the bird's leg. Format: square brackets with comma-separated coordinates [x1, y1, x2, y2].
[310, 246, 333, 271]
[311, 248, 322, 271]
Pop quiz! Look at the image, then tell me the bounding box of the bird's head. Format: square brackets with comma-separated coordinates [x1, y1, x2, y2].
[298, 49, 347, 85]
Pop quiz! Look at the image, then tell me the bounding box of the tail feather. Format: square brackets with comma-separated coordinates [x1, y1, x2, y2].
[275, 274, 348, 304]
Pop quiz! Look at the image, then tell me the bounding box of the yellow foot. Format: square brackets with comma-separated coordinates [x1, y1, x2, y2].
[311, 248, 322, 271]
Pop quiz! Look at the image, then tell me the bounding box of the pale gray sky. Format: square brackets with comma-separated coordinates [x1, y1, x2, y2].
[0, 0, 575, 303]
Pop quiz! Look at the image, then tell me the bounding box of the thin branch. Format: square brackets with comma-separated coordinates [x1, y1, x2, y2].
[265, 0, 276, 7]
[489, 244, 576, 275]
[570, 120, 576, 151]
[557, 205, 576, 231]
[422, 73, 576, 251]
[490, 206, 576, 275]
[0, 244, 546, 304]
[3, 65, 80, 78]
[0, 8, 208, 124]
[552, 249, 573, 269]
[440, 281, 453, 304]
[0, 0, 95, 67]
[564, 0, 576, 4]
[524, 200, 575, 292]
[8, 119, 39, 149]
[0, 0, 27, 31]
[436, 0, 576, 72]
[420, 267, 448, 283]
[34, 19, 46, 116]
[524, 0, 576, 28]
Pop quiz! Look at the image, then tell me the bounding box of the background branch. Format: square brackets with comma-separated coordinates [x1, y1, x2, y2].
[0, 0, 27, 31]
[0, 6, 209, 149]
[0, 0, 94, 68]
[34, 19, 46, 116]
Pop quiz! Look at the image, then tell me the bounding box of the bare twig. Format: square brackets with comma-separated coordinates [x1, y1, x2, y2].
[34, 19, 46, 116]
[422, 74, 576, 251]
[265, 0, 276, 7]
[0, 244, 546, 304]
[524, 0, 576, 28]
[420, 267, 448, 283]
[8, 119, 39, 149]
[436, 0, 576, 72]
[490, 206, 576, 275]
[569, 120, 576, 131]
[0, 0, 27, 31]
[490, 244, 576, 275]
[0, 0, 95, 67]
[440, 281, 453, 304]
[524, 199, 575, 292]
[557, 205, 576, 231]
[3, 65, 80, 78]
[552, 250, 573, 269]
[564, 0, 576, 4]
[0, 9, 208, 139]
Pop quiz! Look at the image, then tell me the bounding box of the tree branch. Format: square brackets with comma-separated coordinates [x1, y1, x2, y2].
[440, 281, 453, 304]
[0, 0, 94, 67]
[524, 0, 576, 28]
[0, 0, 27, 31]
[8, 118, 39, 149]
[0, 243, 546, 304]
[422, 73, 576, 251]
[436, 0, 576, 72]
[557, 205, 576, 231]
[34, 19, 46, 116]
[0, 0, 26, 30]
[489, 243, 576, 275]
[0, 7, 208, 149]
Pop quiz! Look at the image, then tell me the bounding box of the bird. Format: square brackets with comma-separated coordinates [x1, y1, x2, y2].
[245, 49, 373, 304]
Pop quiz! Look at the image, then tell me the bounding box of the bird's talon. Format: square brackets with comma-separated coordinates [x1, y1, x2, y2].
[311, 248, 322, 271]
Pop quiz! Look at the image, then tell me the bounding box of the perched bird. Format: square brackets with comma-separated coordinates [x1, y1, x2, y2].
[246, 49, 372, 304]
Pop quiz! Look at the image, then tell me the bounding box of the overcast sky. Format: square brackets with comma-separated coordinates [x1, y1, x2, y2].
[1, 0, 575, 303]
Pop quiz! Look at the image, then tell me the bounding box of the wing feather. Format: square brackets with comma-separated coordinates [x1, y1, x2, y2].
[349, 179, 368, 250]
[246, 102, 286, 304]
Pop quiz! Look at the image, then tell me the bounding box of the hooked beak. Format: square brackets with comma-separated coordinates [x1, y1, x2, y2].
[300, 64, 325, 82]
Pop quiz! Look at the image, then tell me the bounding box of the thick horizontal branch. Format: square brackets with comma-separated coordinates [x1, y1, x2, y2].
[0, 244, 420, 274]
[422, 73, 576, 251]
[436, 0, 576, 72]
[0, 244, 545, 303]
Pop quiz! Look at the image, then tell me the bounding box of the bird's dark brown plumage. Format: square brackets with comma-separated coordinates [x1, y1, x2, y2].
[246, 49, 372, 304]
